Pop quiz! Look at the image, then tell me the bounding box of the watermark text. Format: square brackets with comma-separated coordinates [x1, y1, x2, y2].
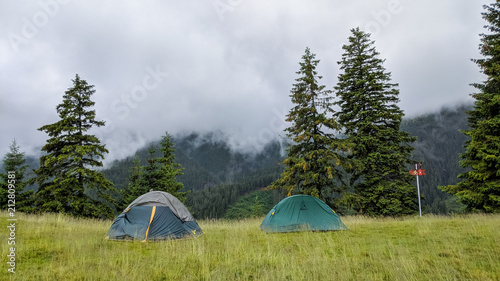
[6, 171, 16, 274]
[8, 0, 71, 54]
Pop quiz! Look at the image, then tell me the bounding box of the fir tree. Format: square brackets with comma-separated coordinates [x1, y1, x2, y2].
[120, 132, 187, 207]
[270, 47, 347, 206]
[142, 146, 163, 190]
[116, 156, 146, 210]
[334, 28, 418, 216]
[440, 3, 500, 213]
[0, 140, 34, 212]
[31, 74, 115, 219]
[145, 133, 188, 201]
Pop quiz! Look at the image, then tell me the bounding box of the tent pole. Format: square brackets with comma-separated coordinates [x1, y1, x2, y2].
[416, 164, 422, 218]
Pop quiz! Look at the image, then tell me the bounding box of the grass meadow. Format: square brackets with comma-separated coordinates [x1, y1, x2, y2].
[1, 211, 499, 281]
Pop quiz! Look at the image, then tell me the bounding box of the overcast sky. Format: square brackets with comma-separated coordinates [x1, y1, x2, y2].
[0, 0, 490, 163]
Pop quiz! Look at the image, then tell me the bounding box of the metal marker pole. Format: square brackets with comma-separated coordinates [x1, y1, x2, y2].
[416, 164, 422, 218]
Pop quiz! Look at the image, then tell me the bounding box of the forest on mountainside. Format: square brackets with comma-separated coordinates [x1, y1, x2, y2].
[98, 104, 471, 218]
[401, 104, 470, 214]
[102, 133, 286, 192]
[1, 104, 471, 218]
[101, 133, 286, 218]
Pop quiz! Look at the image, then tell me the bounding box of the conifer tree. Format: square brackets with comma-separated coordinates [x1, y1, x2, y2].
[0, 140, 34, 212]
[334, 28, 417, 216]
[270, 47, 347, 205]
[31, 74, 115, 219]
[440, 3, 500, 213]
[144, 133, 188, 201]
[120, 132, 187, 207]
[116, 156, 146, 210]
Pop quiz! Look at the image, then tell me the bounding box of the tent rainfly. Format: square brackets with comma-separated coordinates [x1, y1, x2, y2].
[260, 195, 348, 233]
[106, 191, 203, 241]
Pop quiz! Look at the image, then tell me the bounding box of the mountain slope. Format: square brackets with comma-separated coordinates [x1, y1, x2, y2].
[4, 104, 473, 217]
[103, 132, 285, 192]
[401, 104, 471, 213]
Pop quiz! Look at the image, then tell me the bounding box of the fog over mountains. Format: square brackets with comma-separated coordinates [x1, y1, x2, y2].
[1, 1, 488, 161]
[0, 103, 472, 217]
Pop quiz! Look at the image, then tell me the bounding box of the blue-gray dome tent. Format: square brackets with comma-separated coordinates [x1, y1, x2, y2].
[106, 191, 202, 241]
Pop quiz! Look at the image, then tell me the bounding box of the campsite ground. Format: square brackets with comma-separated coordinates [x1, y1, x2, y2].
[1, 211, 499, 280]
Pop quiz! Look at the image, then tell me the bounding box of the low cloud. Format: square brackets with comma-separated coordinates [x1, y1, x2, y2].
[0, 0, 489, 161]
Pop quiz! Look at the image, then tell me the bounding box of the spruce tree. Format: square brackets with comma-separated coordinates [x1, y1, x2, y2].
[440, 3, 500, 213]
[116, 156, 146, 210]
[334, 28, 418, 216]
[31, 74, 115, 219]
[0, 140, 34, 212]
[120, 132, 187, 207]
[144, 133, 187, 201]
[270, 47, 347, 205]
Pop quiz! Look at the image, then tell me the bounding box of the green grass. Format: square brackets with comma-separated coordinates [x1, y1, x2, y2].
[1, 212, 499, 280]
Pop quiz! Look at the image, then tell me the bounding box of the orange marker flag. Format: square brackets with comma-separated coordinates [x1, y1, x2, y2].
[409, 169, 426, 176]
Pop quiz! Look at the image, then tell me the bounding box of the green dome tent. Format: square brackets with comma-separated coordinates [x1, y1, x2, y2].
[106, 191, 203, 241]
[260, 195, 348, 233]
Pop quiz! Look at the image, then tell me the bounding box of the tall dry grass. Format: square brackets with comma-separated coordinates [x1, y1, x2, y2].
[1, 211, 499, 280]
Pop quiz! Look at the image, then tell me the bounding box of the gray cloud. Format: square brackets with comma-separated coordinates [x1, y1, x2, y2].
[0, 0, 489, 162]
